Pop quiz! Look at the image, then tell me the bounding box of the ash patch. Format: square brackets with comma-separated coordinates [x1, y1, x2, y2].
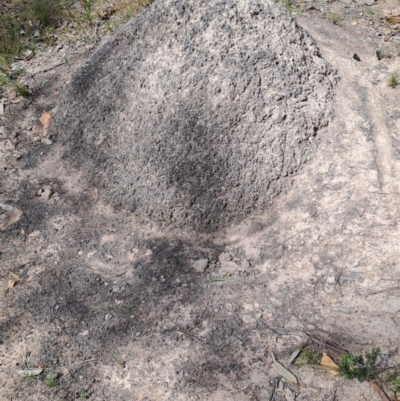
[55, 0, 336, 232]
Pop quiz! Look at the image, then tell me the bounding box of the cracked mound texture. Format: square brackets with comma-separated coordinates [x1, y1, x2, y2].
[56, 0, 336, 232]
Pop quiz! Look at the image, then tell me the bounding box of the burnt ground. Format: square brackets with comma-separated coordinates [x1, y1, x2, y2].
[1, 0, 400, 400]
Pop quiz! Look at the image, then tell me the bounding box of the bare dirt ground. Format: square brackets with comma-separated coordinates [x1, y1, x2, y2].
[1, 0, 400, 400]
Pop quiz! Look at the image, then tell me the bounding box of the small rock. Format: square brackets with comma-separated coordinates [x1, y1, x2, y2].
[105, 314, 112, 321]
[218, 252, 231, 263]
[353, 54, 361, 62]
[41, 137, 53, 145]
[285, 388, 296, 401]
[9, 90, 17, 100]
[79, 330, 89, 336]
[364, 0, 374, 5]
[145, 249, 153, 256]
[240, 259, 250, 271]
[219, 260, 238, 276]
[39, 186, 53, 200]
[327, 276, 336, 284]
[191, 258, 208, 273]
[0, 101, 4, 116]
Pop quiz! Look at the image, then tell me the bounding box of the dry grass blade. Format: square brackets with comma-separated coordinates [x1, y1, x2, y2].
[271, 352, 298, 384]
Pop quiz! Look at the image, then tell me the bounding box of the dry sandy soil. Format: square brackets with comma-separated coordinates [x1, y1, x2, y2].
[1, 0, 400, 400]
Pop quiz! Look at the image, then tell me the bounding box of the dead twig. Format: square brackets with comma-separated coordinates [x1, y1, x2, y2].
[30, 62, 65, 77]
[306, 333, 348, 355]
[367, 286, 400, 297]
[335, 268, 345, 297]
[133, 334, 152, 340]
[259, 309, 290, 335]
[176, 329, 208, 344]
[268, 376, 280, 401]
[64, 358, 97, 368]
[369, 379, 393, 401]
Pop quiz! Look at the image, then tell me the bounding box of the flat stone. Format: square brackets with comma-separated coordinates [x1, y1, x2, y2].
[240, 259, 250, 271]
[218, 252, 231, 263]
[219, 261, 238, 276]
[191, 258, 208, 273]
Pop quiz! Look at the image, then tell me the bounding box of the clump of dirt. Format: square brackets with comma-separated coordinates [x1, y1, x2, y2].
[54, 0, 337, 232]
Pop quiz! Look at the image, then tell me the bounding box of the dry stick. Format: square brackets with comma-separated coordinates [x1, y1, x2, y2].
[64, 358, 98, 368]
[259, 310, 290, 335]
[306, 333, 348, 355]
[133, 334, 152, 340]
[369, 379, 393, 401]
[30, 62, 65, 78]
[268, 376, 280, 401]
[177, 329, 208, 344]
[367, 286, 400, 297]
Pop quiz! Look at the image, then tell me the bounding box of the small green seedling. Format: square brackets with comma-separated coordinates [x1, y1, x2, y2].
[339, 348, 380, 382]
[0, 74, 8, 85]
[295, 345, 323, 367]
[328, 13, 340, 25]
[45, 371, 59, 388]
[282, 0, 292, 12]
[79, 390, 89, 399]
[21, 372, 37, 381]
[13, 82, 29, 97]
[397, 47, 400, 57]
[388, 73, 398, 88]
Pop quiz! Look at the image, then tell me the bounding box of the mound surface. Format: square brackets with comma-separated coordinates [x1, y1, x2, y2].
[56, 0, 336, 232]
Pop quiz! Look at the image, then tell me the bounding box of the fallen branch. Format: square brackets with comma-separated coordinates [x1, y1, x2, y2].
[369, 379, 393, 401]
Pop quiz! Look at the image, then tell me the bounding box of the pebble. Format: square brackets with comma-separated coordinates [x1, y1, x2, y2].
[218, 252, 231, 263]
[41, 137, 53, 145]
[39, 186, 53, 200]
[191, 258, 208, 273]
[284, 388, 296, 401]
[105, 314, 112, 321]
[240, 259, 250, 271]
[327, 276, 336, 284]
[145, 249, 153, 256]
[219, 261, 238, 276]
